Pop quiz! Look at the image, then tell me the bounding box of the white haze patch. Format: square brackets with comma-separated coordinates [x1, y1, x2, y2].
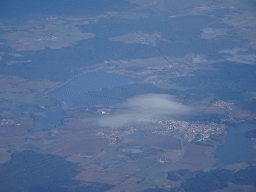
[201, 28, 227, 39]
[192, 54, 208, 64]
[227, 54, 256, 64]
[218, 48, 248, 55]
[142, 75, 158, 83]
[98, 94, 192, 128]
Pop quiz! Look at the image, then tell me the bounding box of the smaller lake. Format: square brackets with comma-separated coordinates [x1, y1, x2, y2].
[34, 109, 64, 131]
[120, 148, 143, 153]
[213, 124, 256, 168]
[14, 107, 64, 131]
[14, 107, 39, 117]
[48, 71, 131, 108]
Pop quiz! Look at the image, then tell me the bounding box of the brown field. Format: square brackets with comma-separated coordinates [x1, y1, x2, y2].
[164, 141, 215, 172]
[107, 176, 144, 192]
[113, 160, 153, 175]
[75, 168, 129, 185]
[37, 133, 109, 157]
[0, 120, 41, 161]
[0, 148, 11, 163]
[57, 117, 98, 132]
[0, 135, 26, 150]
[138, 135, 182, 150]
[0, 77, 28, 93]
[0, 120, 33, 137]
[74, 167, 145, 192]
[180, 142, 212, 163]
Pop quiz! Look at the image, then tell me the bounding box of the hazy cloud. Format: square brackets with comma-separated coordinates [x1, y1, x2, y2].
[227, 54, 256, 64]
[98, 94, 192, 127]
[218, 48, 247, 55]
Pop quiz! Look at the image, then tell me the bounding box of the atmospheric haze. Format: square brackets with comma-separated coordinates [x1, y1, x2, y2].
[98, 94, 192, 127]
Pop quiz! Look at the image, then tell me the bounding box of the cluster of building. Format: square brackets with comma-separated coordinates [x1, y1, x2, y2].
[1, 119, 14, 126]
[153, 120, 227, 142]
[107, 127, 136, 144]
[95, 127, 136, 144]
[18, 35, 58, 42]
[95, 117, 227, 144]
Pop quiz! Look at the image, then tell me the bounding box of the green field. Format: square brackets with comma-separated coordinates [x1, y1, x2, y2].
[0, 92, 56, 108]
[0, 23, 95, 51]
[155, 80, 193, 91]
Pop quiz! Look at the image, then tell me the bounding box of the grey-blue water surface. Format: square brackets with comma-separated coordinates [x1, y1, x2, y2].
[48, 71, 131, 108]
[213, 124, 256, 168]
[14, 107, 64, 131]
[0, 0, 137, 19]
[14, 107, 39, 117]
[34, 109, 64, 131]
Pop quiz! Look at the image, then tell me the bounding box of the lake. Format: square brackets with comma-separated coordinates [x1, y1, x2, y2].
[0, 0, 136, 19]
[48, 71, 131, 108]
[213, 124, 256, 168]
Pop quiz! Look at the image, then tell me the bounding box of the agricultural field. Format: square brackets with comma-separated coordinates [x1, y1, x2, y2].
[1, 0, 256, 191]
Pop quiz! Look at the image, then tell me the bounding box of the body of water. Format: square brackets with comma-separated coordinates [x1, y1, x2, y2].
[213, 124, 256, 168]
[14, 107, 64, 131]
[34, 108, 64, 131]
[14, 107, 39, 117]
[48, 71, 131, 108]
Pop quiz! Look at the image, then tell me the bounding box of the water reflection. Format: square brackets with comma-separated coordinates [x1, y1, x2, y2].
[213, 124, 256, 168]
[48, 71, 131, 108]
